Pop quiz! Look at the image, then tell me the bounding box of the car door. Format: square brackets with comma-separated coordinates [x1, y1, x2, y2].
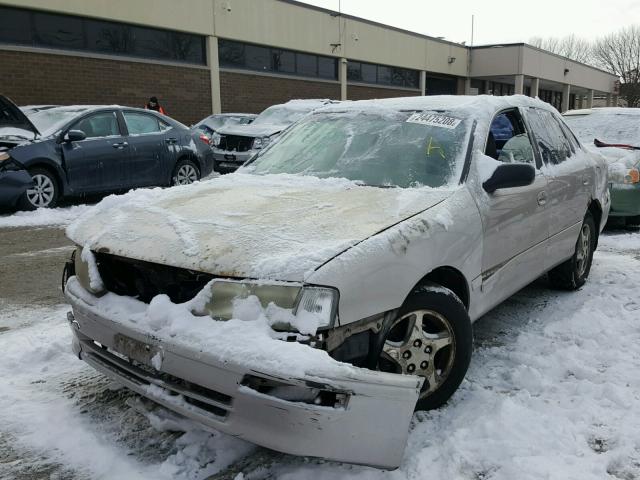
[477, 108, 550, 305]
[524, 107, 588, 270]
[61, 110, 128, 193]
[121, 111, 174, 188]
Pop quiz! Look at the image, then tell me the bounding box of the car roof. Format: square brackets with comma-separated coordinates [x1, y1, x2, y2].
[564, 107, 640, 117]
[315, 94, 556, 123]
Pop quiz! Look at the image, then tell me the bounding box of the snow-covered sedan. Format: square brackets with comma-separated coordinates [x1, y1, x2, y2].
[564, 107, 640, 226]
[211, 99, 337, 173]
[63, 95, 609, 468]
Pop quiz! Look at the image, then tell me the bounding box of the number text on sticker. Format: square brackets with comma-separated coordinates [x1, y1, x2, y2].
[407, 112, 461, 129]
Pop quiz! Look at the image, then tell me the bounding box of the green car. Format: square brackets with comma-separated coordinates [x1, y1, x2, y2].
[564, 108, 640, 225]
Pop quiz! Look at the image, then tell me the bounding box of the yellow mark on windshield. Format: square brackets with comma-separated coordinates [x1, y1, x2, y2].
[427, 137, 446, 159]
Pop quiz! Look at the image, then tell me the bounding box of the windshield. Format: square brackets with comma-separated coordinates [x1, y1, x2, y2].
[252, 105, 313, 126]
[246, 110, 471, 188]
[27, 107, 91, 136]
[564, 112, 640, 146]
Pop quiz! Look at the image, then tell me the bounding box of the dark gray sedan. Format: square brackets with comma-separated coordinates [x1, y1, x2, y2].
[0, 95, 214, 210]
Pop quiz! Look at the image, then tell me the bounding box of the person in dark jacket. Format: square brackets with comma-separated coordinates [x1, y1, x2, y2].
[145, 96, 167, 115]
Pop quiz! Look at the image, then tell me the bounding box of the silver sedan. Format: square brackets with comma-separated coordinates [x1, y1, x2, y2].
[63, 95, 610, 468]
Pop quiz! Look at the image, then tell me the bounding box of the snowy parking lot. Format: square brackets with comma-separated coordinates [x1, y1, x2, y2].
[1, 206, 639, 480]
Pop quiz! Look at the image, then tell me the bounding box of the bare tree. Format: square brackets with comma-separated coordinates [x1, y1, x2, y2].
[592, 25, 640, 107]
[529, 34, 593, 64]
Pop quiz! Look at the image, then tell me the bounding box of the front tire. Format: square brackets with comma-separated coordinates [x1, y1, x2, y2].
[376, 284, 473, 411]
[18, 168, 59, 210]
[171, 159, 200, 186]
[548, 212, 596, 290]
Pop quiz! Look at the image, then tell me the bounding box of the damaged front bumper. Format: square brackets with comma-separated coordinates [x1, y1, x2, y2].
[65, 280, 422, 468]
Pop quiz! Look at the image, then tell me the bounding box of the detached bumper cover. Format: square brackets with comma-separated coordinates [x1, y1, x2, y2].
[65, 282, 422, 468]
[0, 169, 33, 208]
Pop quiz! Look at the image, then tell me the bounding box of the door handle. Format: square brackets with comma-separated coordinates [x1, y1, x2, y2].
[582, 175, 590, 186]
[537, 191, 547, 206]
[165, 138, 178, 145]
[112, 142, 128, 149]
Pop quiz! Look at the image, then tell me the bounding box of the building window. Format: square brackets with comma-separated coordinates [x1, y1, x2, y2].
[218, 39, 338, 80]
[0, 6, 206, 65]
[347, 61, 420, 89]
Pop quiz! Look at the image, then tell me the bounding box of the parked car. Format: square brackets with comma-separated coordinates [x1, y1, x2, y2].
[193, 113, 257, 145]
[63, 95, 609, 468]
[211, 99, 338, 173]
[564, 107, 640, 225]
[0, 95, 213, 210]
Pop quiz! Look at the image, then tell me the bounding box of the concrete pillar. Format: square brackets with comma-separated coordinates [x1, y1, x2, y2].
[207, 36, 222, 114]
[606, 93, 612, 107]
[561, 83, 571, 112]
[340, 58, 348, 101]
[419, 71, 427, 96]
[514, 74, 524, 95]
[530, 77, 540, 98]
[586, 90, 594, 109]
[576, 95, 583, 109]
[612, 94, 619, 107]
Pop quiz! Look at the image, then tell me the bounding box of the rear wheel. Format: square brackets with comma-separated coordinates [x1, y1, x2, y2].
[376, 284, 473, 410]
[18, 168, 59, 209]
[171, 159, 200, 186]
[548, 212, 596, 290]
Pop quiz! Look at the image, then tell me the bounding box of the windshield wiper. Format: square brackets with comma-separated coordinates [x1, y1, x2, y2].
[355, 182, 397, 188]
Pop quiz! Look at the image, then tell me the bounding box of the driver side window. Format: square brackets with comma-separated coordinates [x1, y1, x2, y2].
[72, 112, 120, 139]
[487, 110, 535, 165]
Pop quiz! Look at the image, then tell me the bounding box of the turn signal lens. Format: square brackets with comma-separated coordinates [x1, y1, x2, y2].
[198, 133, 210, 145]
[624, 168, 640, 184]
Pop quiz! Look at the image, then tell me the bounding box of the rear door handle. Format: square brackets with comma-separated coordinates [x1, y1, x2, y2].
[112, 141, 128, 149]
[165, 138, 178, 145]
[537, 191, 547, 206]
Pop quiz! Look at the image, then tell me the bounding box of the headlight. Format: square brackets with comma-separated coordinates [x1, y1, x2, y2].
[73, 246, 106, 295]
[210, 132, 221, 146]
[252, 136, 270, 149]
[199, 280, 338, 332]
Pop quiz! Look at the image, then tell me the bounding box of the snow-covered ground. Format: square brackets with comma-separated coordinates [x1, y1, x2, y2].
[0, 204, 95, 229]
[1, 230, 639, 480]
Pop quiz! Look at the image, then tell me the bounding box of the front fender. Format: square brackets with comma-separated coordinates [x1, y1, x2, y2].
[307, 188, 483, 326]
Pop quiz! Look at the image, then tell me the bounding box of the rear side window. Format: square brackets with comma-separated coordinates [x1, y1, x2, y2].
[124, 112, 161, 135]
[73, 112, 120, 138]
[526, 108, 573, 165]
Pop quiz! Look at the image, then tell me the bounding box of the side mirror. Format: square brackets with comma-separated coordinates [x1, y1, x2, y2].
[64, 130, 87, 142]
[483, 163, 535, 193]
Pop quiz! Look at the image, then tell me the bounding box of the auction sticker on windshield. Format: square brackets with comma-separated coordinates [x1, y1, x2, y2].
[407, 112, 461, 129]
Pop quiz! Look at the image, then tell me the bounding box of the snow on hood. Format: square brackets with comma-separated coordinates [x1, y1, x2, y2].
[215, 123, 290, 138]
[67, 174, 454, 281]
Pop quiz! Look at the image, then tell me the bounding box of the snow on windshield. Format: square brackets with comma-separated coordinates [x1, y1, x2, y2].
[248, 109, 470, 188]
[27, 107, 92, 136]
[564, 110, 640, 145]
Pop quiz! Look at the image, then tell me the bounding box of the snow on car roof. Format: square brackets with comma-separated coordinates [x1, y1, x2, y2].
[564, 107, 640, 116]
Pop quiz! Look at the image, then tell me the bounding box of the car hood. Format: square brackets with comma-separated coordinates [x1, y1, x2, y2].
[67, 174, 455, 281]
[0, 95, 40, 140]
[216, 123, 289, 138]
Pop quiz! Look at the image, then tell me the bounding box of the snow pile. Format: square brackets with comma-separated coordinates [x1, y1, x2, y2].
[0, 203, 94, 228]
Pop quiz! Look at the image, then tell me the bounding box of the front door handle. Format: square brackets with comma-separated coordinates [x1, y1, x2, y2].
[582, 175, 590, 186]
[112, 141, 128, 149]
[537, 191, 547, 206]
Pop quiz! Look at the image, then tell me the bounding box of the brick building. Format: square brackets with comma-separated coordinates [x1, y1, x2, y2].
[0, 0, 618, 126]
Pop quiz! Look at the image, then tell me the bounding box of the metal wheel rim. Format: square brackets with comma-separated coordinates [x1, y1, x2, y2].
[575, 223, 591, 277]
[26, 174, 55, 208]
[175, 164, 198, 185]
[380, 309, 456, 399]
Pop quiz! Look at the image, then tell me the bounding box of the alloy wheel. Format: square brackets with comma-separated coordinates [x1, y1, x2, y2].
[575, 223, 591, 277]
[174, 164, 198, 185]
[380, 309, 456, 398]
[26, 174, 55, 208]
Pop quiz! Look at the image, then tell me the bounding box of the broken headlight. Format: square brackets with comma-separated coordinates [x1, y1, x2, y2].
[199, 280, 338, 331]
